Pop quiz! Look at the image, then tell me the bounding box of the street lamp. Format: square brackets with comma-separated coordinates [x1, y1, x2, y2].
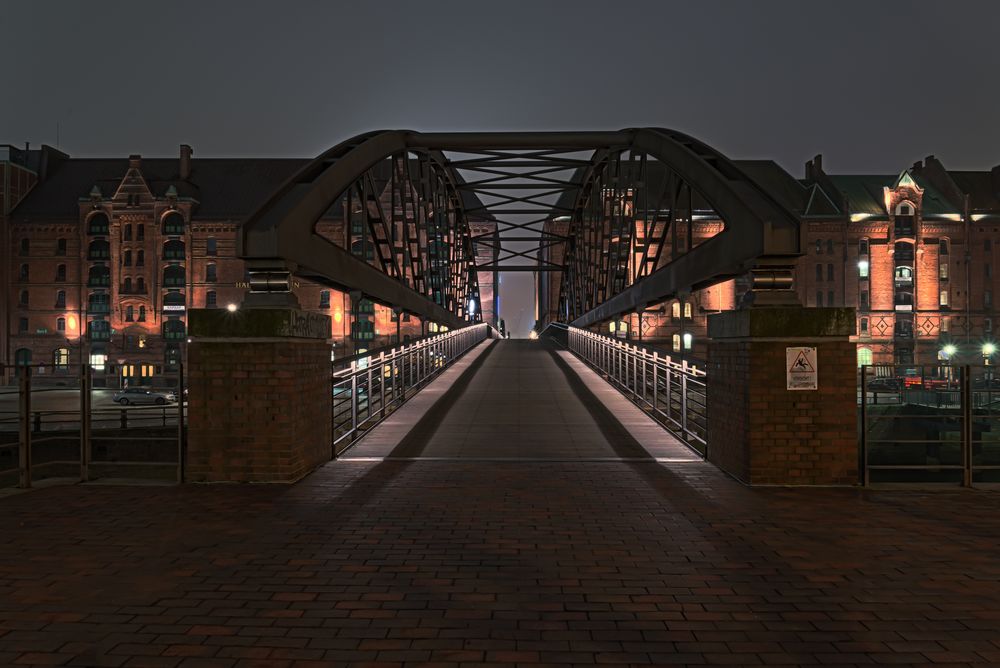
[983, 342, 996, 365]
[226, 303, 238, 312]
[941, 343, 957, 361]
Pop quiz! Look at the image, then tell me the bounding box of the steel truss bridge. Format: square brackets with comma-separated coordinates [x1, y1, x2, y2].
[239, 129, 801, 330]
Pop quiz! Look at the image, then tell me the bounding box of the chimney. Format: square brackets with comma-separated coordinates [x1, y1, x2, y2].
[128, 154, 141, 169]
[179, 144, 193, 180]
[813, 154, 823, 174]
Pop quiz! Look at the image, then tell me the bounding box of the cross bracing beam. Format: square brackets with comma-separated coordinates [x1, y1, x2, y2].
[239, 129, 800, 330]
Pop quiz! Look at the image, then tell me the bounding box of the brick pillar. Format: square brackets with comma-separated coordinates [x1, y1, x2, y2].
[707, 307, 857, 486]
[186, 308, 332, 483]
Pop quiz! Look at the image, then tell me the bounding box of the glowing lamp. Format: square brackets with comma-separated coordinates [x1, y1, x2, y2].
[941, 344, 957, 359]
[67, 316, 78, 331]
[226, 303, 238, 312]
[984, 343, 996, 357]
[333, 308, 343, 323]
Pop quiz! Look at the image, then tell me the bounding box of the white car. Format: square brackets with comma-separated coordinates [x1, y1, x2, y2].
[112, 388, 176, 406]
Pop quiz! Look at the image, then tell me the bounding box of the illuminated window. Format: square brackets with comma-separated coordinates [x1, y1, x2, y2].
[52, 348, 68, 369]
[672, 334, 681, 351]
[940, 291, 949, 307]
[940, 262, 948, 280]
[683, 332, 693, 350]
[89, 353, 106, 371]
[671, 302, 680, 318]
[858, 260, 869, 278]
[684, 302, 692, 318]
[857, 347, 873, 367]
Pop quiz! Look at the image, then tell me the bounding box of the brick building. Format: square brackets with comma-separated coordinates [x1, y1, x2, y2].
[537, 155, 1000, 367]
[2, 145, 495, 387]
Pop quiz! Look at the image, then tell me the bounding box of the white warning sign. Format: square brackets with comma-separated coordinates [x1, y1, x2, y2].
[786, 346, 818, 391]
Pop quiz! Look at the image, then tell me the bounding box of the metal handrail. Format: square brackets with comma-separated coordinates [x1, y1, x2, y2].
[566, 326, 708, 455]
[332, 322, 495, 454]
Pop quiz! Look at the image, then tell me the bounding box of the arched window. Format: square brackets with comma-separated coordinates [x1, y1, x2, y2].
[857, 347, 873, 367]
[826, 239, 834, 254]
[123, 277, 132, 293]
[19, 264, 28, 281]
[56, 264, 66, 281]
[672, 334, 681, 352]
[53, 348, 69, 369]
[123, 224, 132, 241]
[940, 237, 950, 255]
[136, 277, 146, 293]
[163, 291, 185, 308]
[894, 266, 913, 282]
[125, 305, 134, 322]
[56, 238, 66, 256]
[138, 306, 146, 322]
[57, 317, 66, 332]
[827, 263, 834, 281]
[55, 290, 66, 308]
[894, 201, 915, 238]
[162, 212, 185, 236]
[815, 264, 823, 281]
[19, 290, 28, 306]
[87, 213, 109, 235]
[136, 250, 145, 266]
[163, 265, 185, 287]
[162, 319, 186, 340]
[205, 263, 217, 282]
[88, 239, 110, 260]
[88, 265, 110, 287]
[671, 302, 680, 319]
[894, 241, 914, 262]
[163, 239, 185, 260]
[684, 302, 692, 318]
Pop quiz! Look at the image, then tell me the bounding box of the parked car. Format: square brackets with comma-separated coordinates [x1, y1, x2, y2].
[112, 388, 176, 405]
[973, 375, 1000, 390]
[866, 377, 902, 392]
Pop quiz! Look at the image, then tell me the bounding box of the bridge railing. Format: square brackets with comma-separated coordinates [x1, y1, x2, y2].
[331, 322, 495, 455]
[566, 326, 708, 455]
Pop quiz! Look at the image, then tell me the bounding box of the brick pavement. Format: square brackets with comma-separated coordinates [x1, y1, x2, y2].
[2, 341, 1000, 666]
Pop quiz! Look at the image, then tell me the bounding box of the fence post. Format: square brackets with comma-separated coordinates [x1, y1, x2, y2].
[962, 364, 972, 487]
[32, 411, 41, 433]
[351, 365, 359, 435]
[120, 409, 127, 430]
[18, 367, 32, 489]
[80, 363, 91, 483]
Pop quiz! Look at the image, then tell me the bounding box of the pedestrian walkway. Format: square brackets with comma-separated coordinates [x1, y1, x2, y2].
[342, 339, 698, 461]
[2, 340, 1000, 667]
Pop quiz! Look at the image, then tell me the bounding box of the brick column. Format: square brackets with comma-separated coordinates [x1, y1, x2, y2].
[707, 307, 857, 486]
[186, 308, 332, 483]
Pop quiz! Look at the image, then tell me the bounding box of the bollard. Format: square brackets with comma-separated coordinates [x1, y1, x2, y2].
[120, 408, 128, 430]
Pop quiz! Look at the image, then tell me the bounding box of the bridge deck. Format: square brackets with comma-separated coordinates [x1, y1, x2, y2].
[343, 339, 698, 462]
[1, 341, 1000, 666]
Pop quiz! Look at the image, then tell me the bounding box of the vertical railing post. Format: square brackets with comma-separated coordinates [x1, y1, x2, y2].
[80, 363, 91, 483]
[860, 364, 868, 487]
[177, 362, 186, 483]
[351, 363, 359, 435]
[962, 364, 973, 487]
[680, 360, 689, 436]
[18, 367, 32, 489]
[652, 352, 659, 412]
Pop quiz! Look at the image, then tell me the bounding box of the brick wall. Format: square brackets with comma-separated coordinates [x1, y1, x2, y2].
[707, 308, 858, 486]
[186, 338, 331, 482]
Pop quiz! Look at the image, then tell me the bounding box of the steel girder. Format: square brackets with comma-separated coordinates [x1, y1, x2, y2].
[239, 129, 800, 330]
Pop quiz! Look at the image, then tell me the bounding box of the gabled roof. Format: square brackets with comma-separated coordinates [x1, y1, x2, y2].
[11, 158, 310, 219]
[802, 183, 840, 216]
[826, 173, 959, 216]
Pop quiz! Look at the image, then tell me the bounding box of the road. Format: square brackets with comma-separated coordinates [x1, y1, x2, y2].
[0, 387, 182, 433]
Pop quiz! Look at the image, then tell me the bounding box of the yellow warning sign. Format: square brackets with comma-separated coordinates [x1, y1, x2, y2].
[786, 346, 818, 390]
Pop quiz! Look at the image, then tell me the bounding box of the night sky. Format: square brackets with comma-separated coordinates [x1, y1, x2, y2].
[5, 0, 1000, 337]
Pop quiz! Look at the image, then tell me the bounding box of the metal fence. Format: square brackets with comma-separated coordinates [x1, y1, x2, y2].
[566, 326, 708, 455]
[332, 323, 498, 455]
[860, 364, 1000, 485]
[0, 364, 185, 490]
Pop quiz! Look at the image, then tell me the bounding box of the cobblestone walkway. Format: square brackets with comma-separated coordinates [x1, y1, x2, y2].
[2, 342, 1000, 666]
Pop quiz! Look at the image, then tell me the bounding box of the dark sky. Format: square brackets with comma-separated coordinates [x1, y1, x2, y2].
[5, 0, 1000, 336]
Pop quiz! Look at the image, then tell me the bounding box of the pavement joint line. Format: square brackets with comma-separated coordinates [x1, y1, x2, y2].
[337, 456, 704, 462]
